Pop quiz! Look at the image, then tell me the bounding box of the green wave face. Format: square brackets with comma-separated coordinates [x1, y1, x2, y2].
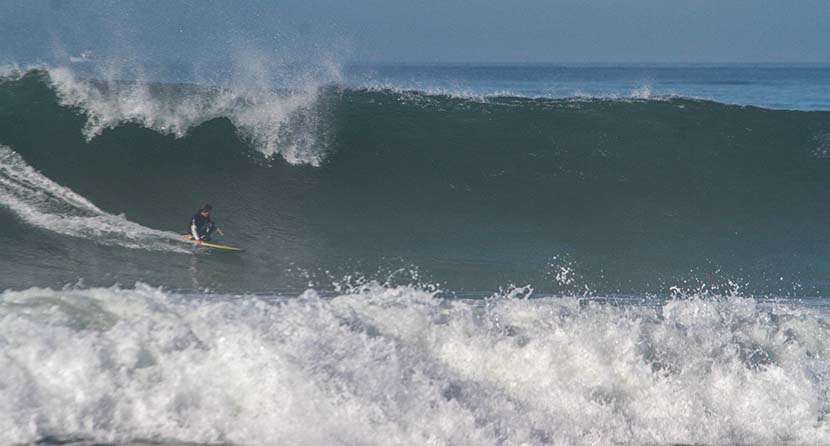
[2, 69, 830, 296]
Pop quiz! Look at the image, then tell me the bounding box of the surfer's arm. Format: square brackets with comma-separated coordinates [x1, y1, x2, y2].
[190, 219, 201, 241]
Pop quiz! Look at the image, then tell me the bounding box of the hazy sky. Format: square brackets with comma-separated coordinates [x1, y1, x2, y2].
[1, 0, 829, 64]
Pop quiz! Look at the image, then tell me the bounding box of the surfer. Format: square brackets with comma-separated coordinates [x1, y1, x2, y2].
[184, 204, 223, 243]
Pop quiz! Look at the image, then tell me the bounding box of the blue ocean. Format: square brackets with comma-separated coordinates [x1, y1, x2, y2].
[2, 62, 830, 445]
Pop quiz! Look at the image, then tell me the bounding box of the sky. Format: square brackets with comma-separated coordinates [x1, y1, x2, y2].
[1, 0, 829, 64]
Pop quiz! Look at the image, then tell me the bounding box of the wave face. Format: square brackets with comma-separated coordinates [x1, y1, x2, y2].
[0, 145, 186, 252]
[2, 284, 830, 445]
[2, 68, 830, 294]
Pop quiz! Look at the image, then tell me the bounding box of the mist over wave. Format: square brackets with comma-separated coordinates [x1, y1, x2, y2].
[2, 283, 829, 445]
[1, 63, 340, 165]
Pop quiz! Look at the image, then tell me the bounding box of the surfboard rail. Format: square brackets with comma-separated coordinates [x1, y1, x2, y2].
[179, 235, 243, 251]
[197, 241, 244, 251]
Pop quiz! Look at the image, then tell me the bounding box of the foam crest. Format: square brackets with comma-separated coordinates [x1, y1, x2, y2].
[2, 283, 829, 445]
[0, 146, 187, 252]
[46, 66, 332, 165]
[0, 63, 29, 83]
[358, 83, 518, 102]
[355, 83, 685, 113]
[570, 84, 677, 102]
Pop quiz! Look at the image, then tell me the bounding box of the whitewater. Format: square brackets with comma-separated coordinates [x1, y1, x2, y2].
[0, 146, 188, 253]
[3, 283, 830, 445]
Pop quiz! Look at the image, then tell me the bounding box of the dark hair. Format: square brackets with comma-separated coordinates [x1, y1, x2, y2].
[201, 204, 213, 212]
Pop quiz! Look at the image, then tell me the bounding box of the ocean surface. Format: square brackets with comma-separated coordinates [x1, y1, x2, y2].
[3, 63, 830, 445]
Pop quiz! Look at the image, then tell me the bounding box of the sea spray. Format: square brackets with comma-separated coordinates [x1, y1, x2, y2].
[46, 66, 335, 165]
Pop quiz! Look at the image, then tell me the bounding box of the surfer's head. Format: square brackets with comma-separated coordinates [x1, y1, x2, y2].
[200, 204, 212, 216]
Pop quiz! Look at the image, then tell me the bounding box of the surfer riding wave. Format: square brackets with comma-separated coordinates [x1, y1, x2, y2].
[183, 204, 223, 243]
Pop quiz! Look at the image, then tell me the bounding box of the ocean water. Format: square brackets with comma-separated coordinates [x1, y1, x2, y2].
[3, 63, 830, 445]
[345, 63, 830, 110]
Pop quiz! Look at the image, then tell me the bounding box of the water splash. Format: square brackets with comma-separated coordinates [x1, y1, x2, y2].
[2, 283, 829, 445]
[0, 145, 187, 252]
[46, 65, 336, 165]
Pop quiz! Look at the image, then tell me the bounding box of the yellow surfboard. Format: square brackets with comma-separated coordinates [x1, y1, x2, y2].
[180, 235, 243, 251]
[197, 241, 244, 251]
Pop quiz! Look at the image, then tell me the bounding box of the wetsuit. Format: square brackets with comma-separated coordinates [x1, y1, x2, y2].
[187, 212, 216, 242]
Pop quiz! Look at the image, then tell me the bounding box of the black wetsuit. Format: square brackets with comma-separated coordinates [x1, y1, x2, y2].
[187, 212, 216, 242]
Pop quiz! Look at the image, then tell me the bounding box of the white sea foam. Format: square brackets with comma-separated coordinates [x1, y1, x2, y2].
[0, 146, 187, 252]
[1, 282, 829, 445]
[359, 83, 520, 102]
[356, 82, 686, 113]
[0, 63, 44, 85]
[570, 84, 679, 103]
[45, 65, 336, 166]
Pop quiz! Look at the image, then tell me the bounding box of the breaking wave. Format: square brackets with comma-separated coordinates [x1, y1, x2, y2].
[3, 67, 830, 294]
[28, 66, 335, 165]
[1, 283, 829, 445]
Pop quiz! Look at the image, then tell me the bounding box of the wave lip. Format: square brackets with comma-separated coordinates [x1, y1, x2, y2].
[1, 283, 829, 445]
[45, 66, 331, 166]
[0, 145, 187, 252]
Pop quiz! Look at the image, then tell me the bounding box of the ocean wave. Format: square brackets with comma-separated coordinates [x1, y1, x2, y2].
[0, 63, 33, 84]
[36, 66, 334, 165]
[355, 82, 523, 101]
[1, 282, 829, 445]
[353, 81, 681, 104]
[5, 67, 830, 294]
[0, 145, 188, 252]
